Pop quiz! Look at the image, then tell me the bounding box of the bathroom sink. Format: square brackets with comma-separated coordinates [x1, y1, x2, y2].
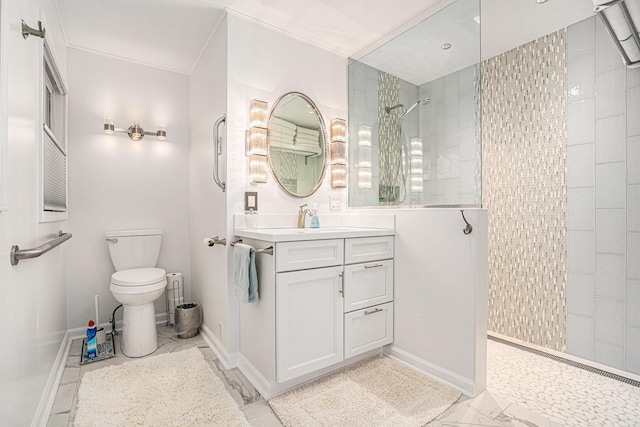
[235, 226, 394, 242]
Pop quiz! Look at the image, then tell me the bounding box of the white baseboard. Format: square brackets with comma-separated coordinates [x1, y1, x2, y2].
[31, 331, 72, 427]
[68, 312, 168, 340]
[385, 345, 477, 397]
[200, 323, 237, 370]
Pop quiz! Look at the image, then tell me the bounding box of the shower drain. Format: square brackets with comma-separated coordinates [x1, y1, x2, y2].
[488, 335, 640, 388]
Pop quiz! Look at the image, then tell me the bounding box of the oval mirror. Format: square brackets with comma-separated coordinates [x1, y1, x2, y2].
[267, 92, 327, 198]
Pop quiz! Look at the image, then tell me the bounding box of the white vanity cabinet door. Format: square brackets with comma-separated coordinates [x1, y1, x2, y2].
[344, 302, 394, 359]
[343, 260, 393, 312]
[276, 266, 344, 382]
[344, 236, 394, 265]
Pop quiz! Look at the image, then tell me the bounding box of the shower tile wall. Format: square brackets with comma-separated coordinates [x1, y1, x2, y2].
[418, 65, 481, 206]
[566, 16, 640, 374]
[483, 30, 567, 352]
[378, 71, 401, 204]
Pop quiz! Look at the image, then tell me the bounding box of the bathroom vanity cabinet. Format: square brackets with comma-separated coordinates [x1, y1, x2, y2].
[235, 228, 394, 398]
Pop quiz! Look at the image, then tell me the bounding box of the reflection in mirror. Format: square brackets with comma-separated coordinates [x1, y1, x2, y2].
[348, 0, 481, 208]
[267, 92, 327, 198]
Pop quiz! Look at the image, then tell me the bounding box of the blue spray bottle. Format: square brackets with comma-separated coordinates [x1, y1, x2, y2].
[86, 320, 97, 359]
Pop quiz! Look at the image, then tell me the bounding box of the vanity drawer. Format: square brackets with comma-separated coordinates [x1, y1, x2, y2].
[343, 260, 393, 313]
[344, 236, 394, 264]
[276, 239, 344, 272]
[344, 302, 393, 359]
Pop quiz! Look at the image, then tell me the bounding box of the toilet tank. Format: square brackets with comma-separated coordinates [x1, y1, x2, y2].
[106, 229, 163, 271]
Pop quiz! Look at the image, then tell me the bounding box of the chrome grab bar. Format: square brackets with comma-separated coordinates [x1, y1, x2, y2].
[204, 236, 227, 247]
[231, 239, 274, 256]
[213, 115, 226, 192]
[11, 231, 72, 266]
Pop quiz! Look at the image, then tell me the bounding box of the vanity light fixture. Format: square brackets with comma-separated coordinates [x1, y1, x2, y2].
[330, 118, 347, 188]
[357, 125, 372, 189]
[409, 137, 423, 193]
[104, 119, 166, 141]
[248, 100, 269, 183]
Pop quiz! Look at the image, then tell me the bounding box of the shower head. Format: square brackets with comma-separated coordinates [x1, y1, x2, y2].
[399, 98, 431, 119]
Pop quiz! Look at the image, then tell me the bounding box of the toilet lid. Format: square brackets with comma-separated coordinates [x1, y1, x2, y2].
[111, 268, 166, 287]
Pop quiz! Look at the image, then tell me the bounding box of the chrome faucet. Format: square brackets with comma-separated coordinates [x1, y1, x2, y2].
[297, 203, 314, 228]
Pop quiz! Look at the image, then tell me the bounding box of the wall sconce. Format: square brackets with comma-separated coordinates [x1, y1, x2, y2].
[247, 100, 268, 183]
[330, 118, 347, 188]
[104, 118, 166, 141]
[409, 137, 423, 193]
[357, 125, 372, 189]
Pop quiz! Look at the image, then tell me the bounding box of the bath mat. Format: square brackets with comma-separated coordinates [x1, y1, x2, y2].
[269, 356, 460, 427]
[74, 347, 250, 426]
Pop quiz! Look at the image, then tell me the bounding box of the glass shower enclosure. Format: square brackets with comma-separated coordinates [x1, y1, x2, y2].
[348, 0, 481, 208]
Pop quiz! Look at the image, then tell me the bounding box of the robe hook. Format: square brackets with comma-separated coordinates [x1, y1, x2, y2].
[22, 20, 45, 39]
[460, 210, 473, 235]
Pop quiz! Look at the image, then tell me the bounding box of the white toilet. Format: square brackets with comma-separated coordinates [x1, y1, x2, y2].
[106, 229, 167, 357]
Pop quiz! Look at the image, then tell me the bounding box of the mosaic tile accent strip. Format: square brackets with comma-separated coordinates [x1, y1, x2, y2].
[482, 30, 568, 351]
[378, 71, 400, 204]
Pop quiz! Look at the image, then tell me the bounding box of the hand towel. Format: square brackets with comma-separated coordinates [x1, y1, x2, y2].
[234, 243, 259, 303]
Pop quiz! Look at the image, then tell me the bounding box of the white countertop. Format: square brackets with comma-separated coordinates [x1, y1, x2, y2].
[234, 227, 395, 242]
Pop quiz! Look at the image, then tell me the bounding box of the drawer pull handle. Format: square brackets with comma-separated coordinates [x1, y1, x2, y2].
[364, 263, 383, 269]
[364, 308, 383, 316]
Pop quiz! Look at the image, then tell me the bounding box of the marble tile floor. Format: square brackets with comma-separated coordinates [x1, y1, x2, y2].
[47, 329, 640, 426]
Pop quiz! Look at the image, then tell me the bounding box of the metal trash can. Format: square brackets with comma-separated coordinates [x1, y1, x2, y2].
[175, 303, 202, 339]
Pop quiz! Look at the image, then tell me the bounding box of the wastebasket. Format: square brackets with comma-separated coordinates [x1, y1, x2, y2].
[175, 303, 202, 339]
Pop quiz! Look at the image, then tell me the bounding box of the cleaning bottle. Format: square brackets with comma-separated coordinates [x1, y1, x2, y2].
[310, 204, 320, 228]
[87, 320, 97, 359]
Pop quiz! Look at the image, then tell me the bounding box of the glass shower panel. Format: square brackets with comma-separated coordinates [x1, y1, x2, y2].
[348, 0, 481, 207]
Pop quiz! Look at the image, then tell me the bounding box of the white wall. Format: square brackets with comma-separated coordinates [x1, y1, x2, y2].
[66, 48, 191, 330]
[221, 13, 348, 356]
[388, 208, 488, 396]
[0, 0, 69, 423]
[189, 17, 229, 351]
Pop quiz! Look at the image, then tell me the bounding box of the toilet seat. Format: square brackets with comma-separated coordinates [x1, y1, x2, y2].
[111, 268, 166, 286]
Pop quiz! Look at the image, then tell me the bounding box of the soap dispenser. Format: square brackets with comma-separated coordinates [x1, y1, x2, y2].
[310, 204, 320, 228]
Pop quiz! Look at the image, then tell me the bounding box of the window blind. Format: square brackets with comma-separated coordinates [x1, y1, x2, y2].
[43, 127, 67, 212]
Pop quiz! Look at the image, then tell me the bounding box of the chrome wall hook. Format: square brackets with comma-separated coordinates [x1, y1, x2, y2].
[460, 210, 473, 235]
[22, 20, 45, 39]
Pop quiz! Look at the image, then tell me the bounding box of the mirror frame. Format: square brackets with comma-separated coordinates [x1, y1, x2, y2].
[267, 91, 328, 198]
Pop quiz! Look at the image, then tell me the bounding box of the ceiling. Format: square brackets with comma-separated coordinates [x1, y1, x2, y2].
[55, 0, 597, 76]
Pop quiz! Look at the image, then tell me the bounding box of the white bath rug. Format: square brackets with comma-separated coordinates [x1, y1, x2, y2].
[74, 347, 249, 426]
[269, 356, 460, 427]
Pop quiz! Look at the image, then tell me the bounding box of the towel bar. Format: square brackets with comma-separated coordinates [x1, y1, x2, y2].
[231, 239, 274, 255]
[204, 236, 226, 247]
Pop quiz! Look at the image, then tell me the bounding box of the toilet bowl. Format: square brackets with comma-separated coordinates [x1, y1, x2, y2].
[110, 268, 167, 357]
[106, 230, 166, 358]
